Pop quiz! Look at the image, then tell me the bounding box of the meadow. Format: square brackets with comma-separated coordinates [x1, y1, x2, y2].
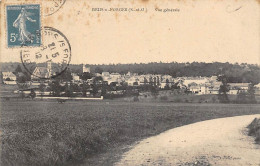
[1, 100, 260, 166]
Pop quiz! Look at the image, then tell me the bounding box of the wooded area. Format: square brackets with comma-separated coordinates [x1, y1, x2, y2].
[1, 62, 260, 84]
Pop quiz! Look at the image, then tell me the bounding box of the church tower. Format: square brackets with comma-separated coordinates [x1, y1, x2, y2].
[83, 64, 90, 73]
[47, 61, 52, 78]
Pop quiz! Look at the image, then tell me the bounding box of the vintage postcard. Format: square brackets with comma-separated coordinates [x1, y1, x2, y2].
[0, 0, 260, 166]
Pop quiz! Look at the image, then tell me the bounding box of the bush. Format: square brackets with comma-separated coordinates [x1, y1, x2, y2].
[236, 91, 257, 104]
[248, 118, 260, 144]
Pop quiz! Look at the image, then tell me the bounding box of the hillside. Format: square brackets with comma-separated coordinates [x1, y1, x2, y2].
[1, 62, 260, 84]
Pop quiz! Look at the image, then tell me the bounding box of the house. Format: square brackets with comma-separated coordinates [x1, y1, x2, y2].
[208, 81, 222, 94]
[101, 72, 110, 81]
[138, 75, 149, 85]
[2, 72, 16, 81]
[188, 82, 210, 95]
[182, 77, 209, 86]
[2, 72, 17, 84]
[106, 78, 120, 85]
[160, 78, 174, 89]
[107, 90, 124, 95]
[229, 83, 250, 90]
[188, 82, 200, 94]
[210, 76, 218, 82]
[102, 72, 110, 77]
[103, 73, 122, 84]
[31, 67, 51, 79]
[200, 84, 210, 94]
[227, 83, 250, 95]
[31, 61, 53, 80]
[95, 73, 102, 77]
[83, 65, 90, 73]
[159, 75, 174, 89]
[72, 73, 80, 82]
[126, 71, 132, 77]
[126, 76, 139, 86]
[254, 83, 260, 95]
[110, 73, 121, 79]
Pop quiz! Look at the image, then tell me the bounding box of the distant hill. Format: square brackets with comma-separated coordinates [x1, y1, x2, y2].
[0, 62, 21, 72]
[1, 62, 260, 84]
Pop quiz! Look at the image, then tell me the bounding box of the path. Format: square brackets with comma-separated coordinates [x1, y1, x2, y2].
[116, 114, 260, 166]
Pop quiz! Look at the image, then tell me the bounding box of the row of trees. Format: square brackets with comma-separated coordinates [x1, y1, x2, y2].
[38, 77, 103, 97]
[218, 75, 257, 104]
[66, 62, 260, 84]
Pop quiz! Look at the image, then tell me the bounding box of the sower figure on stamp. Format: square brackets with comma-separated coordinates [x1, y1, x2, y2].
[13, 8, 36, 44]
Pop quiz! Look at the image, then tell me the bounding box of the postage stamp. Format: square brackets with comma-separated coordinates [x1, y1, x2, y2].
[20, 27, 71, 79]
[6, 4, 41, 47]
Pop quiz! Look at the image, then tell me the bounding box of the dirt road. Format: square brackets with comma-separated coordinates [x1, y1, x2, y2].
[116, 114, 260, 166]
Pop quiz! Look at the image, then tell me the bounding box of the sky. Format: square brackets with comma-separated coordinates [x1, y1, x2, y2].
[1, 0, 259, 65]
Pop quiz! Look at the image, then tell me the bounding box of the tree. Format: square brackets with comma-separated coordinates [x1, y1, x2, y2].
[94, 67, 103, 74]
[92, 79, 99, 97]
[164, 79, 170, 90]
[150, 86, 159, 98]
[17, 82, 30, 90]
[16, 75, 26, 83]
[29, 89, 36, 100]
[248, 84, 257, 104]
[92, 84, 98, 97]
[49, 80, 62, 96]
[133, 82, 138, 86]
[144, 77, 148, 85]
[64, 82, 73, 97]
[149, 77, 153, 86]
[236, 90, 247, 103]
[153, 77, 156, 86]
[95, 76, 103, 82]
[70, 83, 80, 92]
[156, 76, 160, 87]
[19, 91, 25, 100]
[16, 72, 31, 83]
[171, 82, 180, 90]
[14, 65, 23, 74]
[61, 70, 73, 82]
[218, 75, 230, 103]
[81, 82, 89, 97]
[39, 82, 46, 98]
[101, 82, 108, 96]
[80, 72, 92, 80]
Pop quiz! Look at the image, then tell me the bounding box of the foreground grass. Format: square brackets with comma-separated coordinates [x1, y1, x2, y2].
[1, 101, 260, 166]
[248, 118, 260, 144]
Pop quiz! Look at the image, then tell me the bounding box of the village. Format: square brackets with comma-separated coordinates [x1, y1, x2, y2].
[1, 62, 260, 100]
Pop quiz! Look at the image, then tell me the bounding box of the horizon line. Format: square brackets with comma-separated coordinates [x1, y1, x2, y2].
[0, 61, 259, 66]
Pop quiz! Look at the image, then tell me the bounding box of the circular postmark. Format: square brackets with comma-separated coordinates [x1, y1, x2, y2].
[21, 26, 71, 79]
[44, 0, 66, 16]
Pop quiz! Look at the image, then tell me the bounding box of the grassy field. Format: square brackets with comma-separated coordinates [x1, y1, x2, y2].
[1, 100, 260, 166]
[0, 85, 18, 98]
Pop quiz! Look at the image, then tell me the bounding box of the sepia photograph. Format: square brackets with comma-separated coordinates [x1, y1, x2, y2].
[0, 0, 260, 165]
